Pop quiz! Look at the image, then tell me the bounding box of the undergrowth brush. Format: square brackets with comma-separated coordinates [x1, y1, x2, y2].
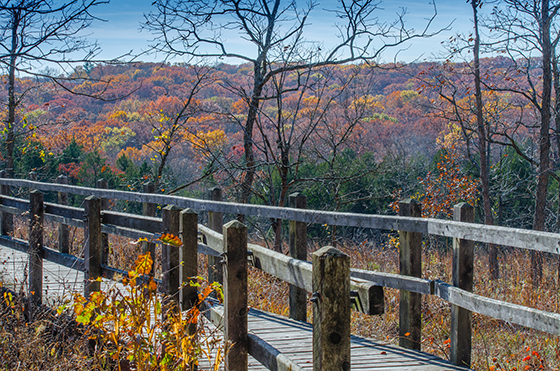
[0, 221, 225, 371]
[0, 288, 92, 370]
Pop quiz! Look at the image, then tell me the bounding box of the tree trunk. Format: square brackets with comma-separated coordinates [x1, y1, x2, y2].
[553, 45, 560, 290]
[472, 0, 499, 280]
[6, 11, 20, 173]
[239, 64, 265, 209]
[532, 0, 553, 288]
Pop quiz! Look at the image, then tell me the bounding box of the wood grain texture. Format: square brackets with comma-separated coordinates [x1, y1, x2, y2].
[202, 227, 386, 316]
[161, 205, 181, 309]
[29, 190, 44, 309]
[312, 246, 351, 371]
[142, 183, 156, 261]
[450, 203, 474, 367]
[202, 304, 468, 370]
[102, 211, 162, 234]
[0, 195, 28, 213]
[180, 208, 198, 311]
[57, 175, 69, 254]
[398, 199, 422, 351]
[1, 178, 560, 352]
[208, 187, 224, 286]
[84, 196, 101, 296]
[96, 179, 110, 266]
[434, 281, 560, 335]
[0, 236, 471, 371]
[350, 268, 433, 295]
[223, 220, 248, 371]
[0, 171, 12, 236]
[289, 192, 308, 322]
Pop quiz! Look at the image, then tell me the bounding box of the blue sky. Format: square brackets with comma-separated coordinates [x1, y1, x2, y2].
[88, 0, 475, 64]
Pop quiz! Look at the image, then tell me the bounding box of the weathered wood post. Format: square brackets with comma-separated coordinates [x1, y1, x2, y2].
[312, 246, 351, 371]
[223, 220, 248, 371]
[181, 208, 198, 311]
[162, 205, 181, 310]
[398, 199, 422, 350]
[57, 175, 69, 254]
[0, 170, 13, 235]
[208, 187, 223, 285]
[84, 196, 102, 297]
[289, 192, 307, 322]
[29, 190, 44, 309]
[142, 183, 156, 261]
[96, 179, 110, 266]
[450, 202, 474, 367]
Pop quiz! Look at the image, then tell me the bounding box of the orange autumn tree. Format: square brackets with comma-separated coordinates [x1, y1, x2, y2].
[418, 125, 479, 219]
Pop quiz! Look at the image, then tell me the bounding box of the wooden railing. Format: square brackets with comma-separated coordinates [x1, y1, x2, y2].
[0, 177, 560, 369]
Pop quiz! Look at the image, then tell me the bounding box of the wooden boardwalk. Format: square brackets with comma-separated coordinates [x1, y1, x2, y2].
[0, 244, 122, 303]
[207, 306, 468, 371]
[0, 244, 468, 370]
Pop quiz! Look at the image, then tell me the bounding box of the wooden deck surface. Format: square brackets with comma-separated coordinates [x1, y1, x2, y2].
[0, 245, 469, 371]
[204, 305, 469, 371]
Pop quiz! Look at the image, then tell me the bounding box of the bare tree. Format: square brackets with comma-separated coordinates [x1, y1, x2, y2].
[0, 0, 108, 173]
[483, 0, 560, 287]
[249, 65, 372, 250]
[146, 0, 439, 209]
[469, 0, 501, 280]
[135, 66, 214, 189]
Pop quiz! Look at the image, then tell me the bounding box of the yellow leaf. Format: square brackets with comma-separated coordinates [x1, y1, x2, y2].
[157, 233, 182, 247]
[149, 279, 157, 291]
[134, 252, 153, 275]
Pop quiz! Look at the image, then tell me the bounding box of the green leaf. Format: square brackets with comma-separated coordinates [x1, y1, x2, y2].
[56, 304, 67, 315]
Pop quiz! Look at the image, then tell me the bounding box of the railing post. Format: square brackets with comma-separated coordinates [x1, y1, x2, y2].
[181, 208, 198, 311]
[289, 192, 307, 322]
[450, 202, 474, 367]
[223, 220, 248, 371]
[96, 179, 109, 266]
[57, 175, 69, 254]
[208, 187, 223, 285]
[162, 205, 181, 310]
[398, 198, 422, 350]
[312, 246, 351, 371]
[84, 196, 102, 297]
[0, 170, 13, 236]
[142, 183, 156, 261]
[29, 190, 44, 310]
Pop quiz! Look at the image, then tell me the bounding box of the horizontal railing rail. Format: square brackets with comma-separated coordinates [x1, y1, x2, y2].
[0, 178, 558, 254]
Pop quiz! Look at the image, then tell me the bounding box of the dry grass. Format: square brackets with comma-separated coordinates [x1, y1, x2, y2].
[0, 291, 94, 370]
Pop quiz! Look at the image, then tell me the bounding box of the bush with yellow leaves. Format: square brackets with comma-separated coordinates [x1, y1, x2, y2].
[64, 252, 224, 371]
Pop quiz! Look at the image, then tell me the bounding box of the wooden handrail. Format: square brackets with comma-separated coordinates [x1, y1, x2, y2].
[3, 178, 560, 369]
[1, 178, 559, 254]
